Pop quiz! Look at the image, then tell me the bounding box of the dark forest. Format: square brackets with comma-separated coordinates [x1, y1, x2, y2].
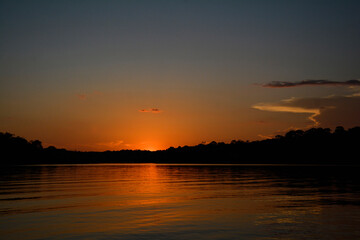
[1, 126, 359, 165]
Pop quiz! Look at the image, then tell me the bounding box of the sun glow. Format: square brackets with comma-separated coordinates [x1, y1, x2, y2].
[134, 141, 166, 151]
[145, 146, 158, 152]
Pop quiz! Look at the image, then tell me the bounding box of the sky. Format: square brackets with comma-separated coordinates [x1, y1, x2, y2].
[1, 0, 360, 151]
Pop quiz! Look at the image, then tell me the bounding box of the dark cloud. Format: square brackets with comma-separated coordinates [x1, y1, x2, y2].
[261, 79, 360, 88]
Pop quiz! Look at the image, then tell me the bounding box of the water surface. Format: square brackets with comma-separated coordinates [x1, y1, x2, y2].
[1, 164, 360, 239]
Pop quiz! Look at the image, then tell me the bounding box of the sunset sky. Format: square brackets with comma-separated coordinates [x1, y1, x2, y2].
[1, 0, 360, 151]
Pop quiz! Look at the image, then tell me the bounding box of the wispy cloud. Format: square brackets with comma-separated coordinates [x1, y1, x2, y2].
[260, 79, 360, 88]
[258, 134, 274, 140]
[252, 103, 321, 125]
[139, 108, 162, 113]
[252, 94, 360, 128]
[76, 91, 103, 100]
[96, 140, 124, 148]
[76, 94, 87, 100]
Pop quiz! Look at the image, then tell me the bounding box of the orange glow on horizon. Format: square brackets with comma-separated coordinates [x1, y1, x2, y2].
[135, 141, 167, 151]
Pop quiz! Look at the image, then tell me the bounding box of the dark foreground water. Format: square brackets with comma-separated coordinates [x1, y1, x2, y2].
[1, 164, 360, 240]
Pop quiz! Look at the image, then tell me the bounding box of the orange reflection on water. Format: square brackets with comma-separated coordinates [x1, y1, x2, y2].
[2, 164, 357, 240]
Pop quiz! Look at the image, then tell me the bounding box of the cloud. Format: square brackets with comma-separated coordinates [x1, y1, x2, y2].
[76, 94, 87, 100]
[97, 140, 124, 148]
[139, 108, 162, 113]
[260, 79, 360, 88]
[252, 94, 360, 128]
[252, 103, 321, 125]
[258, 134, 274, 140]
[76, 91, 103, 100]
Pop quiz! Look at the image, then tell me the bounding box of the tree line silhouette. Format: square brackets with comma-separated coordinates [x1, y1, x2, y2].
[1, 126, 359, 165]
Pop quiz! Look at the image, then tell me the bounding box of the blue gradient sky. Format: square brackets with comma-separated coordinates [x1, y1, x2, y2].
[1, 0, 360, 150]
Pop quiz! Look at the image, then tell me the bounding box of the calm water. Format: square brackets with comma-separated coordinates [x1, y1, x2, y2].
[1, 164, 360, 240]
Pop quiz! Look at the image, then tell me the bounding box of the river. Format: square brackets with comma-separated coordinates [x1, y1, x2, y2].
[1, 164, 359, 239]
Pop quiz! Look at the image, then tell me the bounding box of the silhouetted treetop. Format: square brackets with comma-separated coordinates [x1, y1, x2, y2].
[1, 126, 359, 164]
